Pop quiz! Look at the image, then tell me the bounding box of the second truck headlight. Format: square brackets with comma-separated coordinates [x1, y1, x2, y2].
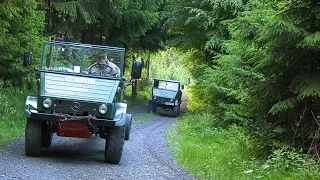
[99, 104, 108, 114]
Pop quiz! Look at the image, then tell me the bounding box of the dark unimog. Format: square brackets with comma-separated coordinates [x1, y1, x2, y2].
[24, 41, 142, 164]
[148, 78, 183, 117]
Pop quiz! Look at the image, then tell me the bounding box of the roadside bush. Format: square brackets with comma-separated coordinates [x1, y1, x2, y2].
[185, 83, 208, 113]
[244, 144, 320, 180]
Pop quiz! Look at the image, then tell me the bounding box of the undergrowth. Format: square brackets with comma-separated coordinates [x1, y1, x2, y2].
[125, 80, 150, 112]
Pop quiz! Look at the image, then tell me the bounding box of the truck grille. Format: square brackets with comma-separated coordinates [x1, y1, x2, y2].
[153, 97, 170, 103]
[54, 100, 97, 115]
[41, 73, 119, 103]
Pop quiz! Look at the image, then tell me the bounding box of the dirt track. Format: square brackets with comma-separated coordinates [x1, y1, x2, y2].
[0, 94, 193, 180]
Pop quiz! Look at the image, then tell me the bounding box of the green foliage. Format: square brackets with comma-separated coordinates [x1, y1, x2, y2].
[167, 113, 320, 180]
[149, 48, 190, 84]
[162, 0, 249, 124]
[125, 84, 149, 112]
[162, 0, 245, 54]
[125, 48, 190, 111]
[52, 0, 101, 23]
[247, 145, 320, 179]
[0, 0, 46, 86]
[167, 113, 258, 179]
[290, 74, 320, 99]
[269, 98, 297, 115]
[49, 0, 165, 50]
[163, 0, 320, 163]
[0, 81, 27, 148]
[186, 83, 209, 113]
[217, 0, 320, 151]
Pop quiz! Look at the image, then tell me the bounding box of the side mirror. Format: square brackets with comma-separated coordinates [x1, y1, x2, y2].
[23, 52, 32, 66]
[131, 61, 142, 79]
[181, 84, 184, 90]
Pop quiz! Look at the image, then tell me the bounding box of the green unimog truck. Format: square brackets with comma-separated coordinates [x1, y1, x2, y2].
[148, 78, 183, 117]
[23, 41, 142, 164]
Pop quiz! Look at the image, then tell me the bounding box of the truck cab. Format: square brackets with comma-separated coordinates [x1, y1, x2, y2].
[148, 78, 183, 117]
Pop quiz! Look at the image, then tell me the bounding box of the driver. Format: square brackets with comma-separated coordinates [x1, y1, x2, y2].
[87, 52, 120, 75]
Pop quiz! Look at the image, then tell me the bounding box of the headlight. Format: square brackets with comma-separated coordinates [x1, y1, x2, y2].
[43, 98, 52, 108]
[99, 104, 108, 114]
[153, 96, 157, 99]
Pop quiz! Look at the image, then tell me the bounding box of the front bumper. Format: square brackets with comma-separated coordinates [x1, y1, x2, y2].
[25, 108, 125, 127]
[150, 100, 177, 106]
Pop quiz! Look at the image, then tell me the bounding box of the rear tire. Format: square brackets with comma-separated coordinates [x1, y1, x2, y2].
[25, 118, 42, 156]
[105, 126, 125, 164]
[124, 114, 132, 140]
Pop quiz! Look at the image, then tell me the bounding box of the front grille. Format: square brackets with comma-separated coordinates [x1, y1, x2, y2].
[41, 73, 119, 103]
[54, 100, 97, 115]
[153, 97, 170, 103]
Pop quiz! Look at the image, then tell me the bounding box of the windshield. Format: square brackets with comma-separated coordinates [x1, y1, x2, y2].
[39, 42, 125, 77]
[157, 81, 179, 91]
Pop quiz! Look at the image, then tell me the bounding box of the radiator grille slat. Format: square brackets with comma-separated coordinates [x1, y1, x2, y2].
[41, 73, 119, 103]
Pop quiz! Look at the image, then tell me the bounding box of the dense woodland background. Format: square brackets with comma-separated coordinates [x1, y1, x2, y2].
[2, 0, 320, 175]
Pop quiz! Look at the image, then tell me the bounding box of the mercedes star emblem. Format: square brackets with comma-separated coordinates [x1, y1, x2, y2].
[71, 102, 80, 111]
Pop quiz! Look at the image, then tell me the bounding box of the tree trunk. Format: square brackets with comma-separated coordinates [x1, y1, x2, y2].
[46, 0, 52, 34]
[131, 55, 137, 99]
[131, 80, 137, 100]
[147, 51, 150, 80]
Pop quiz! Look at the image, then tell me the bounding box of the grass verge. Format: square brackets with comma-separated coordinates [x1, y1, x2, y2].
[0, 87, 27, 148]
[125, 85, 149, 112]
[166, 113, 320, 180]
[133, 113, 156, 124]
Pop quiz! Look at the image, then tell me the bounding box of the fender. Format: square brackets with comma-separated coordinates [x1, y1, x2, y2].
[113, 102, 127, 126]
[25, 95, 38, 117]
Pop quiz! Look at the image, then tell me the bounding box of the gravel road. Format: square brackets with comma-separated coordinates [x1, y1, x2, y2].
[0, 95, 194, 180]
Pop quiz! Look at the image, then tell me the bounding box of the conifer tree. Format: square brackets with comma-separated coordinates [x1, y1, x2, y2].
[162, 0, 247, 112]
[213, 0, 320, 154]
[47, 0, 164, 48]
[0, 0, 46, 86]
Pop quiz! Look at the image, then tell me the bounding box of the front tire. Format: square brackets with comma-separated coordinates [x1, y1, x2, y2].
[105, 126, 125, 164]
[124, 114, 132, 140]
[152, 103, 157, 113]
[172, 104, 180, 117]
[25, 118, 42, 156]
[41, 121, 53, 148]
[148, 101, 152, 113]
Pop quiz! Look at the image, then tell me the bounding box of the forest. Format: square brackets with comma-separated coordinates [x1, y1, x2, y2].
[1, 0, 320, 179]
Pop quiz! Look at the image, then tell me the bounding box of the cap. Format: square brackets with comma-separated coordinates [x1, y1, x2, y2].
[96, 51, 108, 58]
